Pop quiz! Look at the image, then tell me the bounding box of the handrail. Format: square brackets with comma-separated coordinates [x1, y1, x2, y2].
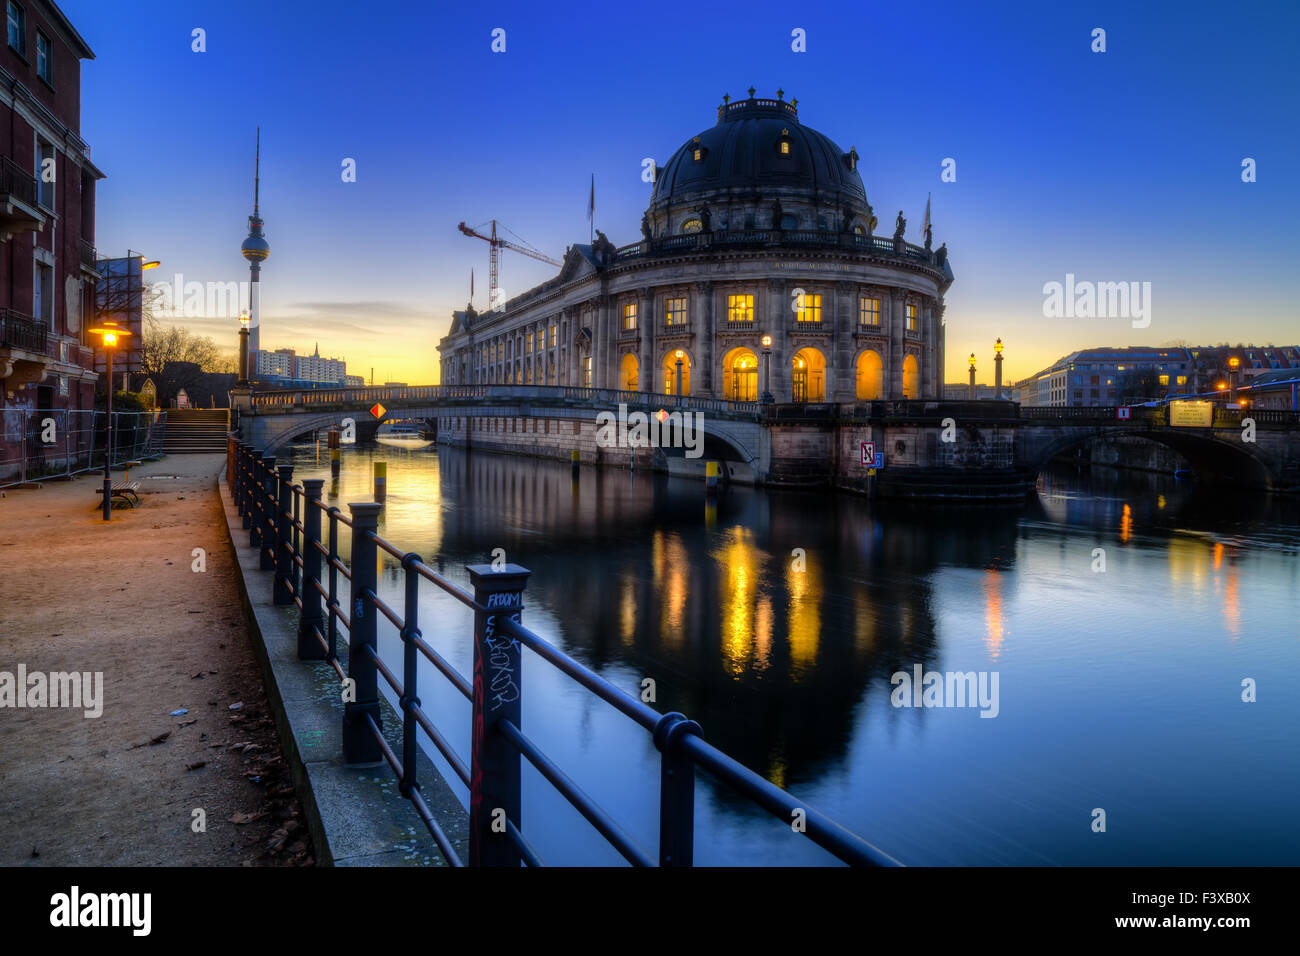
[228, 436, 902, 867]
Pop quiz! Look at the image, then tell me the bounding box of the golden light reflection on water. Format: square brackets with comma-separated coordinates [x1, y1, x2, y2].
[715, 529, 761, 675]
[620, 576, 637, 646]
[1168, 536, 1210, 594]
[1120, 503, 1133, 543]
[1222, 564, 1241, 639]
[785, 549, 821, 675]
[653, 530, 689, 647]
[983, 569, 1005, 661]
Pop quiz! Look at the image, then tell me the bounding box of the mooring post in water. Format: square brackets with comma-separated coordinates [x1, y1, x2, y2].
[467, 562, 531, 867]
[343, 502, 384, 766]
[705, 460, 720, 498]
[328, 426, 341, 477]
[373, 460, 387, 501]
[571, 448, 580, 480]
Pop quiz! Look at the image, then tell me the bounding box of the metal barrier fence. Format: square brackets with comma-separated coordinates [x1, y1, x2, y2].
[0, 409, 167, 488]
[228, 436, 901, 867]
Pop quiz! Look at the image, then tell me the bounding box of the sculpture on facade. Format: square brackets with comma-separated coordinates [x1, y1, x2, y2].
[641, 212, 652, 241]
[699, 202, 712, 232]
[893, 210, 906, 241]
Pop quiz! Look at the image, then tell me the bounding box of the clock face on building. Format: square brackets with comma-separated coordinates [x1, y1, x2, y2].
[681, 218, 703, 234]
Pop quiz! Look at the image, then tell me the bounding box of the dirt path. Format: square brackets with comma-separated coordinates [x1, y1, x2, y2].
[0, 456, 314, 866]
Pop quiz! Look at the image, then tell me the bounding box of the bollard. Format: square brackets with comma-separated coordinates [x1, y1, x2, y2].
[654, 712, 701, 867]
[343, 502, 384, 766]
[705, 460, 720, 498]
[373, 460, 387, 502]
[329, 427, 341, 477]
[467, 562, 531, 867]
[259, 454, 277, 570]
[274, 465, 295, 605]
[298, 479, 327, 659]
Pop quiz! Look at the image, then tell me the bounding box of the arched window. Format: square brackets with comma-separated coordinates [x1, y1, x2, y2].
[856, 350, 883, 400]
[902, 354, 919, 399]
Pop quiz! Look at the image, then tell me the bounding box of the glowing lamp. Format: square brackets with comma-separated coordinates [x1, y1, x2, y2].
[239, 310, 251, 328]
[969, 353, 977, 368]
[1228, 356, 1240, 369]
[994, 338, 1004, 355]
[141, 260, 161, 270]
[675, 349, 684, 359]
[761, 334, 772, 348]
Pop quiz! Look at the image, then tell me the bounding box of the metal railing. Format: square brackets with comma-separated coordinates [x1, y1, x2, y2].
[0, 408, 167, 488]
[0, 309, 49, 353]
[228, 437, 901, 867]
[0, 156, 38, 207]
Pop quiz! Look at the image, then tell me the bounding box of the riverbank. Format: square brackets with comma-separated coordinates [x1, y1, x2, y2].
[0, 455, 315, 866]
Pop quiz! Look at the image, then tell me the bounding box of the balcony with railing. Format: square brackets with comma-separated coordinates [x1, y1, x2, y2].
[78, 238, 101, 275]
[0, 157, 45, 239]
[0, 309, 54, 396]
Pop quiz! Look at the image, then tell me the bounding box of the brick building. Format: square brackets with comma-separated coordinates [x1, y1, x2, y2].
[0, 0, 102, 476]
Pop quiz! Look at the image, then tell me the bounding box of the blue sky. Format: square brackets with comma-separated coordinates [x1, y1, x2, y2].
[66, 0, 1299, 384]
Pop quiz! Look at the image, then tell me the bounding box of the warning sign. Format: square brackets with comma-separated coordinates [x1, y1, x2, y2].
[860, 441, 875, 467]
[369, 403, 387, 419]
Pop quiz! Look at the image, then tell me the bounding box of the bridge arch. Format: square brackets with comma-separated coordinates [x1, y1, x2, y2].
[1027, 427, 1276, 490]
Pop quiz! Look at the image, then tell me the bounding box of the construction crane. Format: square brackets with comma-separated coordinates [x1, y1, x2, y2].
[458, 220, 561, 311]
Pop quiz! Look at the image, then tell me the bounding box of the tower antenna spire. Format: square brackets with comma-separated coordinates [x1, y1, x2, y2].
[254, 127, 261, 215]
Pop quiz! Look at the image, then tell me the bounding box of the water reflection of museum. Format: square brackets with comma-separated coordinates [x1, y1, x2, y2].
[439, 90, 953, 404]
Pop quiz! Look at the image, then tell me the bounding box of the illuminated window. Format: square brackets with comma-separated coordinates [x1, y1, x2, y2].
[1158, 374, 1170, 386]
[796, 293, 822, 323]
[682, 218, 703, 234]
[582, 356, 592, 387]
[906, 303, 918, 331]
[622, 303, 638, 331]
[526, 331, 534, 354]
[1177, 375, 1187, 386]
[692, 148, 702, 161]
[727, 294, 754, 323]
[665, 297, 687, 326]
[859, 296, 880, 326]
[549, 324, 556, 348]
[780, 140, 790, 155]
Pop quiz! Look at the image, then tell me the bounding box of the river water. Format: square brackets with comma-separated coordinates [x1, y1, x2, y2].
[285, 438, 1300, 866]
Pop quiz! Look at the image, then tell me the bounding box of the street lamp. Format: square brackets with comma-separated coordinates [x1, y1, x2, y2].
[761, 334, 773, 404]
[674, 349, 684, 397]
[993, 338, 1004, 400]
[238, 310, 251, 385]
[968, 352, 977, 400]
[88, 318, 134, 521]
[1228, 355, 1240, 404]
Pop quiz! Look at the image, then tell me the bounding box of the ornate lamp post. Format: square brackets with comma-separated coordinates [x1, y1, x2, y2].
[88, 319, 133, 521]
[674, 349, 684, 397]
[968, 352, 977, 400]
[238, 309, 251, 385]
[761, 334, 773, 404]
[1228, 355, 1240, 404]
[993, 338, 1004, 400]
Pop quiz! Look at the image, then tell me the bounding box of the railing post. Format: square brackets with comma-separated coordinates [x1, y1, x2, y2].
[343, 502, 384, 766]
[240, 444, 253, 528]
[274, 465, 294, 604]
[248, 450, 265, 546]
[326, 506, 341, 663]
[399, 553, 423, 798]
[259, 454, 277, 569]
[654, 712, 701, 867]
[298, 479, 326, 660]
[467, 562, 531, 867]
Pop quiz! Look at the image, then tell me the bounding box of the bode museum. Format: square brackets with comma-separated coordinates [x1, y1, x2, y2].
[438, 89, 952, 405]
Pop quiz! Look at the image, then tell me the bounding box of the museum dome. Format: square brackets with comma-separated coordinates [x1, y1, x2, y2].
[648, 90, 867, 211]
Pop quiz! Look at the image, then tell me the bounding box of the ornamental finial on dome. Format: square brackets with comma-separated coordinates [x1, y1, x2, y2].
[747, 86, 756, 98]
[723, 93, 730, 104]
[776, 88, 784, 100]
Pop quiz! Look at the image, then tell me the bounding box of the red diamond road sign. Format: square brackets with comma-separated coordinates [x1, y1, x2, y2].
[370, 402, 387, 419]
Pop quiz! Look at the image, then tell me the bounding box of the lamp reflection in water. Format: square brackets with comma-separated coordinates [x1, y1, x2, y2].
[983, 569, 1005, 661]
[652, 530, 689, 647]
[1120, 503, 1133, 544]
[714, 528, 765, 676]
[785, 548, 821, 675]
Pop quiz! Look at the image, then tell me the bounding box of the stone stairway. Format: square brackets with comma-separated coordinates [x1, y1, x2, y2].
[163, 409, 230, 454]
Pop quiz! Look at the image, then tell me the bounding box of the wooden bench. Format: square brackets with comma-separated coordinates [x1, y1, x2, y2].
[96, 480, 141, 508]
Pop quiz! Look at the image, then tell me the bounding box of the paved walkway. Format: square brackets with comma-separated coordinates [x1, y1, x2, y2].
[0, 456, 314, 866]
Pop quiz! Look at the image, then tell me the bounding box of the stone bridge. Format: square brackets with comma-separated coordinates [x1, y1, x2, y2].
[232, 385, 1300, 497]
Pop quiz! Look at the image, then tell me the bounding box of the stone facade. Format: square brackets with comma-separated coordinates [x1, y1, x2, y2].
[438, 92, 952, 407]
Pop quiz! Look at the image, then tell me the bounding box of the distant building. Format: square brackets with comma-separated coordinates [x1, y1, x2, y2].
[344, 374, 364, 387]
[1239, 369, 1300, 411]
[942, 383, 1000, 401]
[1015, 345, 1300, 407]
[382, 381, 407, 387]
[251, 342, 349, 386]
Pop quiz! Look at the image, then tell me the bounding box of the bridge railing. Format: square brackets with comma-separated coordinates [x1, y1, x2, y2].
[228, 437, 899, 867]
[247, 383, 761, 417]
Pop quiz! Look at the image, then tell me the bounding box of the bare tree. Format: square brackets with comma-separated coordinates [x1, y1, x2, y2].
[140, 314, 232, 404]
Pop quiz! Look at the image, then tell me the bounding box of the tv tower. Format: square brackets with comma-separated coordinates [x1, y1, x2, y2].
[240, 129, 270, 354]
